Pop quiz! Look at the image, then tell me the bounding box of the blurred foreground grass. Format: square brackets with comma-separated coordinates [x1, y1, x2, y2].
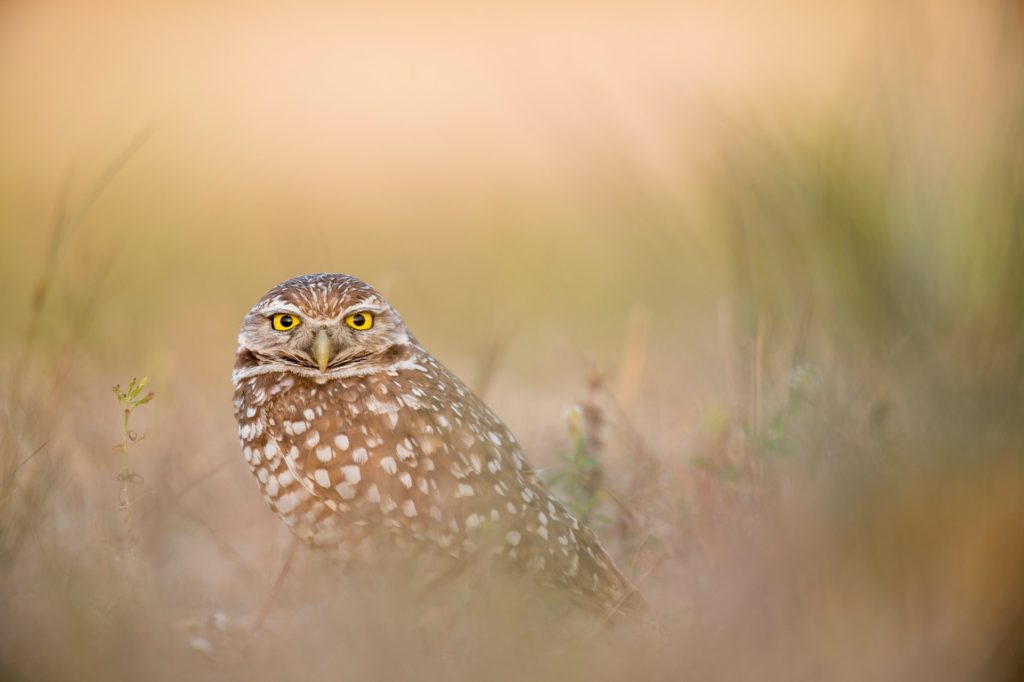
[2, 2, 1024, 680]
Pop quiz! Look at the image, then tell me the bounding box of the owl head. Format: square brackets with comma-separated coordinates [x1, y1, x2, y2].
[236, 273, 413, 376]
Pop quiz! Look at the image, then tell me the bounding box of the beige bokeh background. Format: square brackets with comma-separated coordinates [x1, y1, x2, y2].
[2, 1, 1023, 680]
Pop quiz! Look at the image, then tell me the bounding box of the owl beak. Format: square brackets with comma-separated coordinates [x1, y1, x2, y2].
[312, 329, 334, 372]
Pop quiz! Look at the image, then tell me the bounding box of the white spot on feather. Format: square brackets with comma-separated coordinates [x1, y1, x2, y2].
[341, 465, 361, 484]
[276, 491, 298, 513]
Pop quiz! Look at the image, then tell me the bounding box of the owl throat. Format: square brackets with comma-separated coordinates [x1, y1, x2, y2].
[232, 340, 419, 384]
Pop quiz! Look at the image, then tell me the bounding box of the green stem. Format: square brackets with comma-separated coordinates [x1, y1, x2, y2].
[121, 406, 131, 533]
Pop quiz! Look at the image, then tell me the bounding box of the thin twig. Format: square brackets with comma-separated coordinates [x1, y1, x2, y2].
[252, 538, 300, 631]
[598, 540, 670, 628]
[175, 505, 261, 582]
[0, 442, 50, 510]
[171, 458, 233, 501]
[7, 441, 49, 480]
[474, 322, 512, 402]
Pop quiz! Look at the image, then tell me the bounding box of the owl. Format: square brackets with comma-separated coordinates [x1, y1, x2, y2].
[233, 273, 643, 617]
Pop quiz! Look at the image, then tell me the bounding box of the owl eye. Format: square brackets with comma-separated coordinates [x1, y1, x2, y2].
[271, 313, 301, 331]
[345, 312, 374, 330]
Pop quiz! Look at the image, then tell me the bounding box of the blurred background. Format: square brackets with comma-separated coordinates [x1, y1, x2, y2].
[2, 0, 1023, 680]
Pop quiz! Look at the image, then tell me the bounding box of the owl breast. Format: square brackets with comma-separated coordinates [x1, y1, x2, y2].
[234, 349, 636, 612]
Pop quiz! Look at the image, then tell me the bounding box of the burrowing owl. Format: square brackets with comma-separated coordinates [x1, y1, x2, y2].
[233, 273, 642, 616]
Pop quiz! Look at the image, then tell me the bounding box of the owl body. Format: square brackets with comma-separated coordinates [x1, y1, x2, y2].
[233, 274, 640, 615]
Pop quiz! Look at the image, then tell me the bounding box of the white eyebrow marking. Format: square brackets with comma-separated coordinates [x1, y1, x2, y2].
[337, 301, 388, 318]
[260, 302, 388, 326]
[261, 303, 304, 316]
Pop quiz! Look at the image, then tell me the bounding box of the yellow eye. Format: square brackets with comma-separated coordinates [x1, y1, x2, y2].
[271, 313, 301, 331]
[345, 311, 374, 330]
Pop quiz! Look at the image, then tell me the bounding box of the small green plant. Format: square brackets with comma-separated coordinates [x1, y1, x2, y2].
[112, 377, 153, 539]
[689, 403, 740, 483]
[548, 405, 604, 524]
[759, 364, 819, 457]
